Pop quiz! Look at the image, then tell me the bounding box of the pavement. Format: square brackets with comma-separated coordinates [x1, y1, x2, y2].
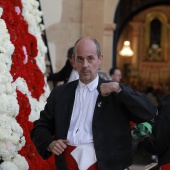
[129, 165, 146, 170]
[128, 147, 158, 170]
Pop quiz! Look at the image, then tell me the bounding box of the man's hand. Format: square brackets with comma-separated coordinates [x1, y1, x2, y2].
[100, 82, 120, 96]
[49, 139, 69, 155]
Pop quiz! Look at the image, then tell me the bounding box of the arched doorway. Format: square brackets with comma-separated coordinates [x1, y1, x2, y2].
[114, 1, 170, 95]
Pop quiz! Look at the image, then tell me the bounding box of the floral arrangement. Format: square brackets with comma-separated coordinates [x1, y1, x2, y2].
[0, 0, 55, 169]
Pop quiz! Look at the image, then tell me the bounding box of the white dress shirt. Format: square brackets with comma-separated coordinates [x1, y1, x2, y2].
[67, 75, 99, 146]
[67, 76, 99, 170]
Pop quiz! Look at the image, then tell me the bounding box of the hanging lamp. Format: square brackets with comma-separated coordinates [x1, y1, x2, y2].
[119, 41, 134, 57]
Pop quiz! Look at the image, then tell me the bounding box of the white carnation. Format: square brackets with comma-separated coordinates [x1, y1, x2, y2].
[0, 71, 13, 84]
[0, 94, 19, 117]
[0, 142, 16, 160]
[0, 7, 3, 18]
[39, 24, 45, 31]
[0, 161, 19, 170]
[13, 78, 29, 95]
[1, 39, 14, 56]
[5, 83, 15, 94]
[12, 154, 29, 170]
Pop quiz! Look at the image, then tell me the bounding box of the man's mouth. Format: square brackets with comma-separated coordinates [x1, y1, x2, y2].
[81, 70, 89, 74]
[82, 71, 90, 75]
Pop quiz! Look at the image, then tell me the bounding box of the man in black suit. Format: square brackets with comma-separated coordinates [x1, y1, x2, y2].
[31, 36, 157, 170]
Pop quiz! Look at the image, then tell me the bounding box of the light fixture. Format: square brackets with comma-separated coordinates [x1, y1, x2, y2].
[119, 41, 134, 57]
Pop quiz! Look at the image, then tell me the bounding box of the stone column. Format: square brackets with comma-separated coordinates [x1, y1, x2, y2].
[129, 21, 143, 67]
[82, 0, 119, 72]
[103, 23, 116, 72]
[82, 0, 104, 47]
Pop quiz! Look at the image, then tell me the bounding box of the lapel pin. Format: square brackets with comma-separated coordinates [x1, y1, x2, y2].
[97, 102, 102, 107]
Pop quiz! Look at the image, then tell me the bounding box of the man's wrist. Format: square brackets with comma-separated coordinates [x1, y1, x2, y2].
[117, 87, 122, 93]
[116, 83, 121, 93]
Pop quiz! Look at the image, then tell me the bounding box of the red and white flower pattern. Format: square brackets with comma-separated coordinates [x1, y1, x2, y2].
[0, 0, 54, 169]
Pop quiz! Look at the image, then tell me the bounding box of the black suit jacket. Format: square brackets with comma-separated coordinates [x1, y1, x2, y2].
[141, 94, 170, 166]
[31, 77, 156, 170]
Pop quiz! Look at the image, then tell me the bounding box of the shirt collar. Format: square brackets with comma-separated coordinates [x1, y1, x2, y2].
[78, 75, 99, 92]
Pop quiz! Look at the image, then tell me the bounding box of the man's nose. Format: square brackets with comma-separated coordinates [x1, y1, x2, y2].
[83, 60, 88, 67]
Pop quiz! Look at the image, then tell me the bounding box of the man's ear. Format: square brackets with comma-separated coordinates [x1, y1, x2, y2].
[99, 54, 103, 64]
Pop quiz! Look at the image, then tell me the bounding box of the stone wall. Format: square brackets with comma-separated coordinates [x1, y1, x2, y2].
[40, 0, 119, 73]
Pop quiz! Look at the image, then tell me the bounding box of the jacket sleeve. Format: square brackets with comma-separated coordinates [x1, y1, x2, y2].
[116, 83, 157, 123]
[30, 88, 57, 159]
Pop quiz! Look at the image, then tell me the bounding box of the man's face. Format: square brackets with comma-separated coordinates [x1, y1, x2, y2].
[111, 69, 122, 82]
[74, 38, 103, 84]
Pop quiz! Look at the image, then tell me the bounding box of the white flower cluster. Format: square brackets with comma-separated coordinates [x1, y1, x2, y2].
[13, 77, 50, 122]
[21, 0, 50, 122]
[0, 7, 28, 170]
[0, 115, 25, 158]
[11, 0, 51, 124]
[22, 0, 47, 73]
[21, 0, 52, 118]
[0, 154, 28, 170]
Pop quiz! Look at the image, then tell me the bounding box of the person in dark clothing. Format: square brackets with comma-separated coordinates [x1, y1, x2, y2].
[141, 94, 170, 170]
[109, 67, 122, 82]
[47, 47, 74, 84]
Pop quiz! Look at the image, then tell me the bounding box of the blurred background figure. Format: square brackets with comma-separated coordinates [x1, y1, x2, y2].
[144, 83, 158, 107]
[47, 47, 77, 85]
[98, 69, 112, 80]
[109, 68, 122, 82]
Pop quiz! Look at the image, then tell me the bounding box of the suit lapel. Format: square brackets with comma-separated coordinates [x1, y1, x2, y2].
[93, 77, 108, 121]
[62, 80, 78, 139]
[67, 80, 78, 112]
